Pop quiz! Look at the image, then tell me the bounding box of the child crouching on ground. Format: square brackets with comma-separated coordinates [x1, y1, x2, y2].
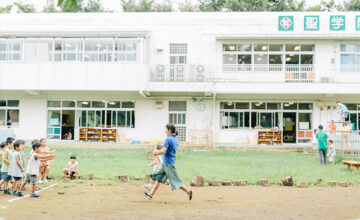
[62, 156, 78, 179]
[327, 140, 336, 165]
[18, 141, 56, 198]
[8, 140, 26, 196]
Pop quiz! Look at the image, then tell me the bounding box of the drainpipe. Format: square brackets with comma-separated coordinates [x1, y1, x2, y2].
[212, 83, 216, 148]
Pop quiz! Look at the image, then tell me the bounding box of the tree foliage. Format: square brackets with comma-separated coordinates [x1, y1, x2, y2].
[120, 0, 173, 12]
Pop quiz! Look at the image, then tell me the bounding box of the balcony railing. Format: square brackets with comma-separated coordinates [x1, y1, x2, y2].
[340, 64, 360, 72]
[223, 64, 313, 72]
[150, 65, 208, 82]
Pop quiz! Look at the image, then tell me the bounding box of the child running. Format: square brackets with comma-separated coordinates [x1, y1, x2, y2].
[0, 137, 15, 195]
[62, 156, 78, 179]
[0, 142, 5, 191]
[18, 141, 56, 198]
[8, 140, 26, 197]
[327, 140, 336, 165]
[144, 144, 164, 190]
[144, 124, 192, 201]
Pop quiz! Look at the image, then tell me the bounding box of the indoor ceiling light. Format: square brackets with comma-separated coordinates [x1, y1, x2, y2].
[286, 57, 291, 61]
[109, 101, 116, 105]
[289, 54, 294, 56]
[228, 45, 236, 51]
[227, 102, 233, 106]
[257, 58, 262, 61]
[294, 46, 300, 51]
[82, 101, 89, 105]
[261, 46, 268, 51]
[228, 56, 234, 61]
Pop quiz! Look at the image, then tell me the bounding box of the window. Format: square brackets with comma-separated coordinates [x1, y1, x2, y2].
[115, 39, 137, 62]
[222, 44, 314, 72]
[220, 102, 313, 130]
[0, 39, 22, 61]
[62, 39, 82, 61]
[169, 101, 187, 142]
[170, 43, 187, 64]
[84, 39, 114, 62]
[0, 100, 20, 127]
[24, 38, 52, 61]
[340, 44, 360, 71]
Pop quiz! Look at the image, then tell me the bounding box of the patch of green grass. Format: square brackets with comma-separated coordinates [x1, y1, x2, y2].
[57, 190, 65, 194]
[23, 147, 360, 185]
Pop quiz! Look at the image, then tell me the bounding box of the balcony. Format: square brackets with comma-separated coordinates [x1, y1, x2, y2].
[149, 65, 209, 82]
[222, 64, 314, 83]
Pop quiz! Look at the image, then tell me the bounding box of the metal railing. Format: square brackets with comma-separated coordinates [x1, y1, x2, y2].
[223, 64, 313, 72]
[149, 65, 208, 82]
[340, 64, 360, 72]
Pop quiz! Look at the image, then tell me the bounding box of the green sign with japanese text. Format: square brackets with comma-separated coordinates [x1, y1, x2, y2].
[304, 16, 319, 31]
[330, 15, 345, 31]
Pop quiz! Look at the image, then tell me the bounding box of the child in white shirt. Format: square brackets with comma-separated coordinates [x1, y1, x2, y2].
[327, 140, 336, 165]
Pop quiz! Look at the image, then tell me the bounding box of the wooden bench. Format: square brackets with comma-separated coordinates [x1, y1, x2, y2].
[342, 160, 360, 171]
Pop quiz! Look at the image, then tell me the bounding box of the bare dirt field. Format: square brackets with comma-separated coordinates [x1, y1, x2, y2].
[1, 180, 360, 220]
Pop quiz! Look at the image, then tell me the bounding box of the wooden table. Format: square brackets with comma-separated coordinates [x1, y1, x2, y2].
[342, 160, 360, 171]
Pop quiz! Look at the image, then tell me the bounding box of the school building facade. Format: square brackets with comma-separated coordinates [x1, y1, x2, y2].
[1, 12, 360, 146]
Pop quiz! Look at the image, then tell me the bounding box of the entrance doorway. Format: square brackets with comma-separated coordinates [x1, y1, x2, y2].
[61, 110, 75, 140]
[283, 112, 296, 144]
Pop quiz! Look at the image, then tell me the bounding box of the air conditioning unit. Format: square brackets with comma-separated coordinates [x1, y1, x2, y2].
[320, 77, 334, 83]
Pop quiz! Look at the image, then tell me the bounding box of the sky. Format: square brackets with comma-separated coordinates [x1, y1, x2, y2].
[0, 0, 345, 12]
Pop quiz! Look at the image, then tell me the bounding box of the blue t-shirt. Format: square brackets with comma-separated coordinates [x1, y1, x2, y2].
[339, 104, 349, 115]
[163, 135, 178, 164]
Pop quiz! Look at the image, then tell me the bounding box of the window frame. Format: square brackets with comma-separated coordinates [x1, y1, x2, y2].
[0, 100, 20, 128]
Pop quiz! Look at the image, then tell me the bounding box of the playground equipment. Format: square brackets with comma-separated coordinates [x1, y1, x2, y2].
[326, 121, 360, 161]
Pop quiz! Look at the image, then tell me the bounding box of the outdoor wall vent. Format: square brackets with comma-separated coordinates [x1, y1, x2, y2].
[155, 101, 164, 109]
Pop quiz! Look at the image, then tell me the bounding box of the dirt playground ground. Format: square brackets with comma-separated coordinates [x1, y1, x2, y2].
[1, 180, 360, 220]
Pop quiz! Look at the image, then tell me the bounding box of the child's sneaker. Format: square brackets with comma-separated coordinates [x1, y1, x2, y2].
[4, 189, 11, 195]
[44, 178, 48, 183]
[12, 191, 16, 196]
[16, 191, 24, 197]
[31, 193, 40, 198]
[38, 179, 43, 184]
[144, 184, 153, 190]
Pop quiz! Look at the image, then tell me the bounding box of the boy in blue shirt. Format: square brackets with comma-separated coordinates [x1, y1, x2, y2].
[337, 101, 349, 122]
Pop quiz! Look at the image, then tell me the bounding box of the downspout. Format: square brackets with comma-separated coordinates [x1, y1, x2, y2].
[212, 82, 216, 148]
[138, 36, 149, 99]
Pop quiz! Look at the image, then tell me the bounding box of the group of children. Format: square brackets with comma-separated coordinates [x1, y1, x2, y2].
[0, 138, 56, 197]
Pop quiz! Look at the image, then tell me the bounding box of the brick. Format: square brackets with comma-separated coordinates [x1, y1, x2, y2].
[296, 181, 307, 188]
[190, 176, 205, 187]
[222, 181, 231, 186]
[338, 182, 349, 187]
[208, 180, 221, 186]
[259, 179, 269, 186]
[115, 175, 130, 182]
[233, 180, 247, 186]
[328, 181, 337, 187]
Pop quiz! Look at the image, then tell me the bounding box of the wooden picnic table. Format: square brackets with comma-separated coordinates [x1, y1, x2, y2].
[342, 160, 360, 171]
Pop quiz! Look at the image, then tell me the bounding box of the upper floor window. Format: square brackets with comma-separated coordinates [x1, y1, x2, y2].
[340, 44, 360, 72]
[170, 43, 187, 64]
[0, 39, 22, 61]
[0, 100, 20, 127]
[0, 37, 140, 63]
[222, 44, 314, 72]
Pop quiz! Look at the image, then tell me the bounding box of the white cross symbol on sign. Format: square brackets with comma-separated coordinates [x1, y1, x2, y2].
[280, 17, 293, 30]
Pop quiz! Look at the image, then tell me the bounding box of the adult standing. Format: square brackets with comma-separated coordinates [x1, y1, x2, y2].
[336, 101, 349, 122]
[316, 125, 329, 165]
[144, 123, 192, 200]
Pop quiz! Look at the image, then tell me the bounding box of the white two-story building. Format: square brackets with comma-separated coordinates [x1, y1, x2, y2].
[1, 12, 360, 146]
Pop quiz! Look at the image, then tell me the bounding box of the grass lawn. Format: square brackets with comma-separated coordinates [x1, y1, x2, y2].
[24, 147, 360, 186]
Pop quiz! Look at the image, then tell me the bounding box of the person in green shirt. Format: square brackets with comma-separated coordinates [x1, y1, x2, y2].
[0, 137, 15, 194]
[316, 125, 329, 165]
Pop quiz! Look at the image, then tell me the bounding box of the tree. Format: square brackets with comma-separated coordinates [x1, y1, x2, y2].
[198, 0, 226, 12]
[320, 0, 341, 11]
[58, 0, 79, 12]
[83, 0, 110, 12]
[120, 0, 173, 12]
[14, 1, 36, 13]
[343, 0, 360, 11]
[0, 5, 12, 13]
[179, 0, 199, 12]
